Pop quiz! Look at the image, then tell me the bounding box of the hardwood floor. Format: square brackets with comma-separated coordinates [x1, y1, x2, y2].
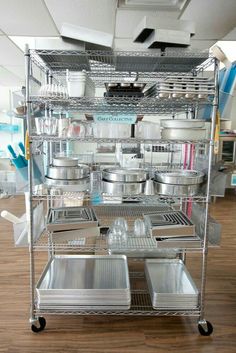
[0, 194, 236, 353]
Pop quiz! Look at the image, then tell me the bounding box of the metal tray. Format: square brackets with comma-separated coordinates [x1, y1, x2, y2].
[154, 170, 204, 185]
[103, 180, 146, 195]
[154, 181, 200, 196]
[47, 207, 98, 231]
[47, 164, 90, 180]
[145, 259, 198, 310]
[143, 211, 195, 237]
[160, 119, 205, 129]
[161, 128, 206, 140]
[36, 255, 131, 307]
[102, 168, 149, 183]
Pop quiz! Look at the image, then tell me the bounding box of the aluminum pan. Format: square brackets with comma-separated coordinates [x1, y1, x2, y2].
[103, 180, 145, 195]
[145, 259, 198, 302]
[53, 157, 79, 167]
[36, 255, 130, 300]
[47, 164, 90, 180]
[154, 170, 204, 185]
[154, 181, 199, 196]
[160, 119, 205, 129]
[102, 168, 149, 182]
[161, 128, 206, 140]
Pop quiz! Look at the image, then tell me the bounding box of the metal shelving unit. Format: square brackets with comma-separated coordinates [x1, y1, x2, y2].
[25, 47, 218, 335]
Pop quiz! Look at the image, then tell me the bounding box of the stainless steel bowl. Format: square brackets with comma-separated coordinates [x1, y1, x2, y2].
[103, 180, 145, 195]
[160, 119, 205, 129]
[153, 181, 200, 196]
[53, 157, 79, 167]
[47, 164, 90, 180]
[102, 168, 149, 183]
[154, 170, 204, 185]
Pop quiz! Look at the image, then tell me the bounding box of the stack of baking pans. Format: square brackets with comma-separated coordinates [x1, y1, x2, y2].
[102, 168, 148, 196]
[145, 259, 199, 310]
[153, 169, 204, 196]
[160, 119, 206, 140]
[36, 255, 131, 310]
[45, 157, 90, 192]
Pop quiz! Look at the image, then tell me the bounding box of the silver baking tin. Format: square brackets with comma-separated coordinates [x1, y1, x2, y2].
[145, 259, 199, 310]
[36, 255, 131, 308]
[154, 170, 204, 185]
[160, 119, 205, 129]
[154, 181, 200, 196]
[45, 176, 89, 186]
[161, 128, 206, 140]
[103, 180, 146, 195]
[143, 210, 195, 237]
[102, 167, 149, 183]
[47, 206, 98, 231]
[47, 164, 90, 180]
[53, 156, 79, 167]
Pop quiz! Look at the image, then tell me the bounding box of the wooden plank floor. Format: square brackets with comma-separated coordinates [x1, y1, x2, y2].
[0, 194, 236, 353]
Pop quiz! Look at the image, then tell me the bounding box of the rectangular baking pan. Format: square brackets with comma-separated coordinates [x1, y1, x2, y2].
[143, 211, 195, 237]
[47, 207, 99, 231]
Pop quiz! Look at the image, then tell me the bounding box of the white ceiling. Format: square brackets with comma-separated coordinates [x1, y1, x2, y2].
[0, 0, 59, 36]
[0, 0, 236, 87]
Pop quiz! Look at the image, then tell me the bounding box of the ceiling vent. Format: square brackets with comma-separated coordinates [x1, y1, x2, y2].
[119, 0, 188, 11]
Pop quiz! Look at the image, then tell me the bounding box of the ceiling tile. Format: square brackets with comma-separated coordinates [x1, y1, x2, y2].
[181, 0, 236, 40]
[45, 0, 116, 36]
[0, 66, 24, 86]
[0, 0, 59, 36]
[0, 36, 24, 66]
[4, 66, 25, 80]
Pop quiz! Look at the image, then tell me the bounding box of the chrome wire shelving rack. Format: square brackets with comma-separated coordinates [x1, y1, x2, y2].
[25, 47, 218, 335]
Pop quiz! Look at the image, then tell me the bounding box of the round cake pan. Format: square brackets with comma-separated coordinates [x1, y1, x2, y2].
[45, 176, 89, 191]
[160, 119, 205, 129]
[161, 128, 206, 140]
[102, 168, 149, 183]
[103, 180, 145, 195]
[53, 157, 79, 167]
[154, 170, 204, 185]
[47, 164, 90, 180]
[153, 181, 200, 197]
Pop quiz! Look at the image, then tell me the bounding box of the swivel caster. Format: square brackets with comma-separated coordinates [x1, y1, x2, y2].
[198, 320, 213, 336]
[31, 317, 46, 333]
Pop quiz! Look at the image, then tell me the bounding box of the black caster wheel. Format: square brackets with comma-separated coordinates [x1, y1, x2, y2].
[198, 321, 213, 336]
[31, 317, 46, 333]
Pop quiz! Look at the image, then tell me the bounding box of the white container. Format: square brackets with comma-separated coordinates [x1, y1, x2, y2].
[136, 121, 161, 139]
[66, 70, 95, 98]
[93, 123, 131, 139]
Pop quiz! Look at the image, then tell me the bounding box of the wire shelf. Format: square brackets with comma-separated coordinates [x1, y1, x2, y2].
[34, 271, 200, 316]
[30, 95, 211, 114]
[31, 192, 207, 203]
[30, 49, 211, 75]
[31, 135, 210, 145]
[33, 229, 203, 253]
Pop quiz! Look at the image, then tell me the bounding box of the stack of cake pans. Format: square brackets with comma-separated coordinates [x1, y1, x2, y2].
[153, 169, 204, 196]
[36, 255, 131, 310]
[102, 168, 148, 196]
[45, 157, 90, 192]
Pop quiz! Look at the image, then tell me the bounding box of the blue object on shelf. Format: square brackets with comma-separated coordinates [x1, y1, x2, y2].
[7, 145, 28, 169]
[18, 142, 25, 156]
[0, 123, 19, 133]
